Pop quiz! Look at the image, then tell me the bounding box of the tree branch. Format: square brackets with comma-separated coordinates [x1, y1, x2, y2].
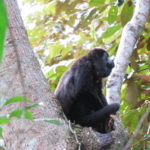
[106, 0, 150, 104]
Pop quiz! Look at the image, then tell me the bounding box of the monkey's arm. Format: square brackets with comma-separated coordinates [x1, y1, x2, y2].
[77, 103, 120, 126]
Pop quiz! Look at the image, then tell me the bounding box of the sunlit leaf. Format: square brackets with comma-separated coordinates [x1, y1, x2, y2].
[84, 8, 98, 21]
[103, 29, 121, 43]
[43, 1, 56, 15]
[55, 1, 67, 15]
[50, 42, 63, 58]
[56, 66, 68, 73]
[89, 0, 105, 7]
[68, 15, 76, 26]
[45, 69, 57, 80]
[101, 24, 122, 39]
[61, 45, 72, 57]
[109, 0, 116, 4]
[120, 0, 134, 26]
[107, 6, 118, 24]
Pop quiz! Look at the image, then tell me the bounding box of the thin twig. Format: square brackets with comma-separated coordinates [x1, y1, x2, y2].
[68, 120, 81, 150]
[131, 137, 150, 147]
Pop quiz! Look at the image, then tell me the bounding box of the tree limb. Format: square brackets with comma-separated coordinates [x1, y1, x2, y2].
[106, 0, 150, 104]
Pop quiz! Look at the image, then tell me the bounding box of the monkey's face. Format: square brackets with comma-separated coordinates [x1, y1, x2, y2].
[92, 49, 114, 78]
[103, 56, 114, 77]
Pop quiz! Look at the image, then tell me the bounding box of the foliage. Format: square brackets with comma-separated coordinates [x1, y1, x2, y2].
[0, 96, 37, 136]
[4, 96, 25, 105]
[0, 0, 8, 64]
[0, 95, 62, 136]
[23, 0, 150, 149]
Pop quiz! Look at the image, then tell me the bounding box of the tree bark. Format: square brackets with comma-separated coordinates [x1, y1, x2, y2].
[1, 0, 71, 149]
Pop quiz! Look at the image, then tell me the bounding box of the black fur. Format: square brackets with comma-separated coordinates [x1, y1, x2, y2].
[55, 48, 120, 132]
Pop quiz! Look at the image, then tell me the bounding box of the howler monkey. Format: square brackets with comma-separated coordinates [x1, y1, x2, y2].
[55, 48, 120, 132]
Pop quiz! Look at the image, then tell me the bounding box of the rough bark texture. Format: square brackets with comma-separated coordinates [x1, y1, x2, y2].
[0, 0, 71, 149]
[105, 0, 150, 149]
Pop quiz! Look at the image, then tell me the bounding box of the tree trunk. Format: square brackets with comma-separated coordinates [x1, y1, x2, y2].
[0, 0, 132, 149]
[0, 0, 71, 149]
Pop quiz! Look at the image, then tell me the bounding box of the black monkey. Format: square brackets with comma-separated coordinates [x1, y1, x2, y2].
[55, 48, 120, 132]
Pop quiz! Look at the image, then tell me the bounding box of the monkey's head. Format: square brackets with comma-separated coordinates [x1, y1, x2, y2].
[89, 48, 114, 78]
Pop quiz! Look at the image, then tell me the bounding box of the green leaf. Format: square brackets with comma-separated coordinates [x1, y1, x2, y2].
[101, 24, 121, 39]
[89, 0, 105, 7]
[109, 0, 116, 4]
[44, 119, 62, 125]
[122, 110, 139, 132]
[10, 109, 23, 118]
[50, 42, 63, 58]
[0, 117, 10, 125]
[25, 103, 39, 110]
[102, 27, 121, 43]
[45, 69, 57, 80]
[43, 1, 56, 15]
[25, 111, 33, 120]
[107, 6, 118, 24]
[61, 45, 72, 57]
[120, 0, 134, 26]
[0, 128, 2, 137]
[56, 66, 68, 73]
[84, 8, 98, 21]
[4, 96, 24, 105]
[0, 0, 8, 64]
